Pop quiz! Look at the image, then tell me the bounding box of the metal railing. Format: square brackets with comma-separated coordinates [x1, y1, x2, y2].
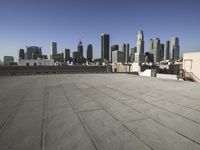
[186, 71, 200, 83]
[178, 69, 200, 83]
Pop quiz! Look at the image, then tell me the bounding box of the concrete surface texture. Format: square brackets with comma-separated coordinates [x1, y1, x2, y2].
[0, 74, 200, 150]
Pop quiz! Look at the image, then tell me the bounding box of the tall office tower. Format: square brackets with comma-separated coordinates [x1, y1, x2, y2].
[149, 39, 154, 51]
[123, 43, 129, 63]
[111, 45, 119, 63]
[130, 47, 137, 63]
[160, 44, 165, 61]
[149, 38, 161, 63]
[64, 49, 70, 62]
[111, 45, 119, 51]
[19, 49, 25, 59]
[165, 40, 170, 60]
[78, 40, 83, 58]
[101, 34, 110, 62]
[61, 53, 64, 62]
[26, 46, 42, 59]
[170, 37, 180, 60]
[87, 44, 93, 62]
[73, 51, 80, 64]
[122, 44, 126, 53]
[135, 31, 145, 63]
[137, 31, 144, 54]
[51, 42, 57, 59]
[112, 50, 124, 64]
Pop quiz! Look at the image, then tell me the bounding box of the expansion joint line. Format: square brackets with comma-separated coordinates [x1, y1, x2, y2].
[56, 76, 98, 150]
[41, 77, 48, 150]
[75, 82, 154, 150]
[0, 88, 29, 137]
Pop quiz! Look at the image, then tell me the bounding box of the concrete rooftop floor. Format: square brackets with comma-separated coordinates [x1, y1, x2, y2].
[0, 74, 200, 150]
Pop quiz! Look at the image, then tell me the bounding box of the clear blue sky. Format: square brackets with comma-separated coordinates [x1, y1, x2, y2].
[0, 0, 200, 61]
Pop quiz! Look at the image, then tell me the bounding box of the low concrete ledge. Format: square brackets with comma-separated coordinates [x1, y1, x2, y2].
[157, 73, 178, 80]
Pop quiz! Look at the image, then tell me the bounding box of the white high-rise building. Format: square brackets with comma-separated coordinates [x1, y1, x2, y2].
[137, 31, 144, 54]
[169, 37, 180, 60]
[135, 31, 145, 63]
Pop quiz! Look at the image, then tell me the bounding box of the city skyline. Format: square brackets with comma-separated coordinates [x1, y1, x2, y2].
[1, 0, 200, 61]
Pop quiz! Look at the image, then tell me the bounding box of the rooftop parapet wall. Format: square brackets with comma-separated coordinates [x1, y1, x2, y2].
[0, 66, 112, 76]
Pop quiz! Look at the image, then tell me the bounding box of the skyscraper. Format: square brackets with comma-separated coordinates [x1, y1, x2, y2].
[149, 38, 161, 63]
[64, 49, 70, 62]
[130, 47, 137, 63]
[169, 37, 180, 60]
[78, 40, 83, 58]
[165, 40, 170, 60]
[101, 34, 110, 62]
[87, 44, 93, 62]
[73, 51, 80, 65]
[51, 42, 57, 59]
[26, 46, 42, 59]
[111, 45, 119, 52]
[135, 31, 145, 63]
[137, 31, 144, 54]
[149, 39, 154, 51]
[19, 49, 25, 59]
[111, 45, 119, 62]
[112, 50, 124, 64]
[160, 44, 165, 61]
[123, 43, 129, 63]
